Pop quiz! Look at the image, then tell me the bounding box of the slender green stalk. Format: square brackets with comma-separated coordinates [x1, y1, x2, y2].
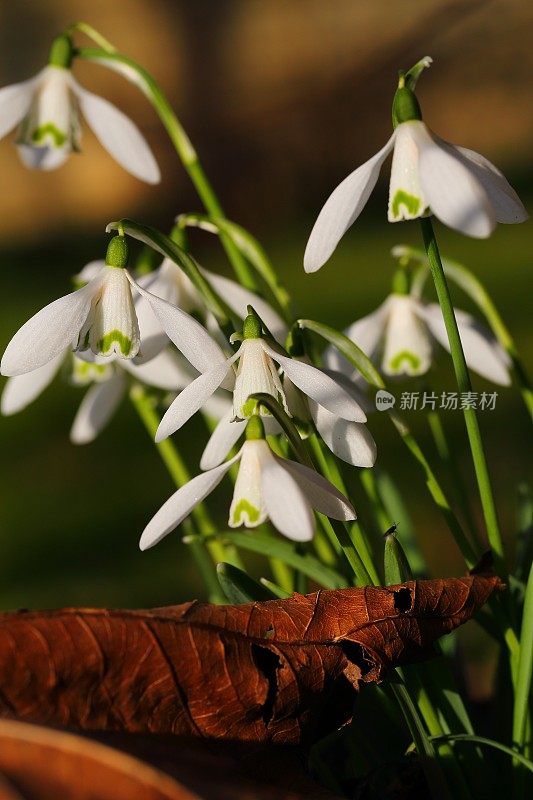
[421, 218, 507, 577]
[129, 384, 225, 601]
[513, 561, 533, 763]
[67, 21, 117, 52]
[76, 46, 257, 290]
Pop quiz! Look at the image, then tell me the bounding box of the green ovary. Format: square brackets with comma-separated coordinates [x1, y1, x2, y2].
[389, 350, 421, 372]
[240, 397, 272, 418]
[31, 123, 67, 147]
[391, 190, 421, 219]
[231, 499, 260, 526]
[97, 330, 133, 357]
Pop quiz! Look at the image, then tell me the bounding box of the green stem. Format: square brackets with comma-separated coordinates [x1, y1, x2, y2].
[420, 218, 506, 578]
[67, 21, 117, 52]
[129, 384, 225, 601]
[76, 46, 257, 290]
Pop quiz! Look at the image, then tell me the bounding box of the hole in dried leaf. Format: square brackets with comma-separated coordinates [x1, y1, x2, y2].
[339, 641, 373, 677]
[393, 588, 412, 613]
[251, 644, 280, 726]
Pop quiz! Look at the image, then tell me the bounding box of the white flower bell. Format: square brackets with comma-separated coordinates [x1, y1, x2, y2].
[304, 64, 527, 273]
[0, 34, 160, 182]
[325, 293, 511, 385]
[140, 416, 356, 549]
[154, 310, 366, 442]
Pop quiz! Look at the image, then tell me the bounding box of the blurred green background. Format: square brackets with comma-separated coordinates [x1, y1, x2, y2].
[0, 1, 531, 698]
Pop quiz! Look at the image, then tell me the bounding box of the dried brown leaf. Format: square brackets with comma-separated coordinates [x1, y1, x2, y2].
[0, 576, 501, 744]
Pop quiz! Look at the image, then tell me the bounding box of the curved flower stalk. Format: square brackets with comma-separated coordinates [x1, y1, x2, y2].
[140, 416, 356, 549]
[155, 310, 366, 442]
[324, 293, 511, 386]
[134, 256, 287, 363]
[304, 60, 527, 273]
[1, 345, 195, 445]
[201, 363, 376, 470]
[0, 34, 159, 182]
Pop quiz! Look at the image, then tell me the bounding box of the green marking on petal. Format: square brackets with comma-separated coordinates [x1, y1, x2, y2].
[389, 350, 421, 372]
[31, 123, 67, 147]
[231, 499, 260, 526]
[391, 190, 421, 219]
[97, 330, 133, 357]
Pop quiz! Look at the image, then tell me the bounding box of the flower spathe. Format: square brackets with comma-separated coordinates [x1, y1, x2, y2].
[140, 423, 356, 550]
[0, 61, 160, 183]
[325, 293, 511, 386]
[155, 317, 367, 442]
[304, 113, 527, 273]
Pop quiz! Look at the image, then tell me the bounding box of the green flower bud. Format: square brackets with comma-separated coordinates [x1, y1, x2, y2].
[48, 34, 73, 69]
[384, 527, 413, 585]
[245, 415, 265, 440]
[392, 81, 422, 128]
[105, 236, 129, 269]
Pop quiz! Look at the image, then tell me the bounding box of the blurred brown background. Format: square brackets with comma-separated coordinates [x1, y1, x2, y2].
[0, 0, 531, 654]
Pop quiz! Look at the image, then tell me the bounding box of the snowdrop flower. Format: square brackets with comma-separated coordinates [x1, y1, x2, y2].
[135, 256, 287, 362]
[0, 34, 159, 182]
[325, 293, 511, 385]
[304, 63, 527, 273]
[201, 360, 376, 470]
[140, 416, 356, 549]
[1, 237, 143, 376]
[155, 309, 367, 442]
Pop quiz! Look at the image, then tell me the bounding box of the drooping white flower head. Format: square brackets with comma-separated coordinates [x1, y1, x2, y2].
[154, 310, 367, 442]
[201, 358, 376, 471]
[140, 416, 356, 549]
[1, 237, 142, 376]
[324, 293, 511, 385]
[0, 34, 160, 182]
[304, 61, 527, 273]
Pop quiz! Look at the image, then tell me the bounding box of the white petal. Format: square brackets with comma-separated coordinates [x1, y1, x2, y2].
[280, 457, 356, 521]
[304, 133, 396, 273]
[382, 295, 432, 377]
[444, 143, 528, 225]
[155, 356, 237, 441]
[1, 284, 96, 376]
[1, 351, 65, 415]
[258, 445, 315, 541]
[0, 75, 38, 140]
[75, 260, 106, 285]
[324, 297, 391, 376]
[388, 121, 429, 222]
[70, 372, 126, 444]
[139, 454, 240, 550]
[310, 400, 377, 467]
[122, 347, 197, 390]
[420, 303, 511, 386]
[229, 440, 268, 528]
[130, 277, 230, 374]
[264, 343, 366, 422]
[417, 129, 495, 238]
[201, 409, 246, 470]
[76, 85, 160, 184]
[320, 367, 373, 414]
[201, 267, 287, 343]
[17, 142, 71, 170]
[233, 339, 288, 419]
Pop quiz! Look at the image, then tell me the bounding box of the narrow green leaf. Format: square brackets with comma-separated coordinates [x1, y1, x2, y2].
[185, 531, 346, 589]
[431, 735, 533, 774]
[250, 392, 314, 468]
[216, 562, 277, 603]
[374, 469, 427, 577]
[513, 561, 533, 753]
[297, 318, 384, 388]
[515, 483, 533, 582]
